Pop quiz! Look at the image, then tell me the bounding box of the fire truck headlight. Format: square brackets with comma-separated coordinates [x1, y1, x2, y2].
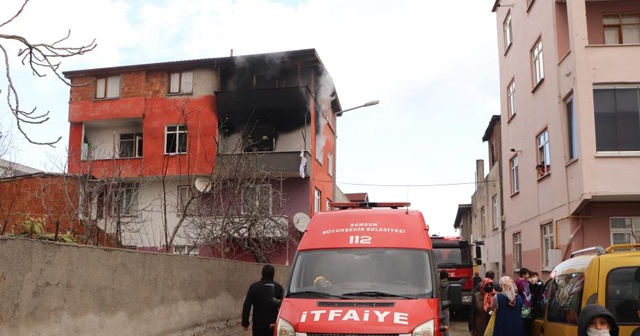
[412, 319, 435, 336]
[275, 318, 295, 336]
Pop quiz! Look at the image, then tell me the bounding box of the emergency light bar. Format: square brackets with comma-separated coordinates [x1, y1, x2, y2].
[329, 202, 411, 210]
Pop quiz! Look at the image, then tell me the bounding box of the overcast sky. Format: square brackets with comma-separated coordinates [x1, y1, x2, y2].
[2, 0, 500, 236]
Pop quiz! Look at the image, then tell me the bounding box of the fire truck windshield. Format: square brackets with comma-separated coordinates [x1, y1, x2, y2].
[433, 246, 472, 268]
[288, 248, 434, 298]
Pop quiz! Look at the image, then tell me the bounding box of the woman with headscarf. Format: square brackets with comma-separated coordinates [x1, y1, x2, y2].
[469, 277, 496, 335]
[489, 276, 525, 336]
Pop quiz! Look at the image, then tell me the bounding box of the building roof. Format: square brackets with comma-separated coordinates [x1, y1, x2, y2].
[0, 159, 42, 178]
[454, 203, 472, 229]
[482, 115, 501, 142]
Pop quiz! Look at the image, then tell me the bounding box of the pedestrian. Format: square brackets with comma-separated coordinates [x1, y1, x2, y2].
[469, 277, 496, 336]
[577, 304, 619, 336]
[490, 276, 525, 336]
[475, 270, 502, 292]
[473, 272, 482, 289]
[242, 264, 284, 336]
[440, 270, 450, 336]
[515, 268, 533, 335]
[528, 271, 544, 318]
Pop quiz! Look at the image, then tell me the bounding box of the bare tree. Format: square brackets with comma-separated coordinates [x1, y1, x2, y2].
[0, 0, 96, 145]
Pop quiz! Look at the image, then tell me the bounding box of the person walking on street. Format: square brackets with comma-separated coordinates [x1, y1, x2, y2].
[475, 270, 502, 292]
[515, 268, 533, 335]
[469, 277, 496, 336]
[528, 271, 544, 318]
[577, 304, 619, 336]
[490, 276, 525, 336]
[440, 270, 450, 336]
[242, 264, 284, 336]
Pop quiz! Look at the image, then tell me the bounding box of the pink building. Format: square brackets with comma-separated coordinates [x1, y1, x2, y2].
[492, 0, 640, 277]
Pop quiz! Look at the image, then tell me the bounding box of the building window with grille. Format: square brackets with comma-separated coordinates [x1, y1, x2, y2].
[119, 133, 143, 158]
[537, 129, 551, 178]
[593, 86, 640, 152]
[507, 79, 516, 119]
[510, 155, 519, 194]
[514, 232, 522, 271]
[169, 71, 193, 94]
[531, 39, 544, 87]
[165, 125, 187, 154]
[610, 217, 640, 244]
[566, 96, 578, 160]
[542, 223, 554, 269]
[503, 12, 513, 52]
[95, 75, 120, 99]
[603, 14, 640, 45]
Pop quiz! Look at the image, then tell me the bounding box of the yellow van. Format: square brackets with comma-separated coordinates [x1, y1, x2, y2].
[532, 244, 640, 336]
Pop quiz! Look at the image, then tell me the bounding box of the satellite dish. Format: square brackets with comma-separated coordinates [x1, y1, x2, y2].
[194, 177, 212, 193]
[293, 213, 311, 232]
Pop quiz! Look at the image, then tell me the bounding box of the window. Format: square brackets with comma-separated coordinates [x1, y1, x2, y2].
[546, 272, 584, 324]
[327, 152, 333, 176]
[169, 71, 193, 94]
[537, 129, 551, 177]
[113, 185, 138, 216]
[566, 97, 578, 160]
[119, 133, 143, 158]
[606, 267, 640, 323]
[492, 194, 499, 230]
[593, 87, 640, 152]
[510, 155, 520, 194]
[480, 206, 486, 237]
[326, 199, 331, 212]
[542, 223, 554, 269]
[314, 188, 321, 214]
[95, 76, 120, 99]
[507, 79, 516, 118]
[513, 232, 522, 271]
[503, 13, 513, 51]
[531, 39, 544, 86]
[610, 217, 640, 244]
[173, 245, 199, 256]
[165, 125, 187, 154]
[242, 184, 272, 215]
[603, 14, 640, 45]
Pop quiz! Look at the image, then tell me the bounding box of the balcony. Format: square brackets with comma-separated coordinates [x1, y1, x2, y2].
[215, 151, 311, 178]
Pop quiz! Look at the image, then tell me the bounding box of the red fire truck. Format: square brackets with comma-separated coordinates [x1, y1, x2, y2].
[431, 236, 482, 312]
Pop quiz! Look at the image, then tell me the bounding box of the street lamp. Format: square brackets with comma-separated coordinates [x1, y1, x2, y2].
[336, 100, 379, 116]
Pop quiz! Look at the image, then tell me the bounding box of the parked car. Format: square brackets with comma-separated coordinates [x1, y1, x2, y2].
[532, 244, 640, 336]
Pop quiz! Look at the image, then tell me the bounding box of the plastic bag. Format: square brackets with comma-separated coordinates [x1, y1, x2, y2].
[521, 306, 532, 319]
[483, 311, 496, 336]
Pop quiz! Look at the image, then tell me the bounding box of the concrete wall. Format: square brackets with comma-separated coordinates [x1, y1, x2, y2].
[0, 237, 290, 336]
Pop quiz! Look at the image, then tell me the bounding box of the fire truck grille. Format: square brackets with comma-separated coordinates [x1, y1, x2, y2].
[308, 334, 398, 336]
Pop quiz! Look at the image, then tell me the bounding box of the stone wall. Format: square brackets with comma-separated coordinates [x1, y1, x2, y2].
[0, 237, 289, 336]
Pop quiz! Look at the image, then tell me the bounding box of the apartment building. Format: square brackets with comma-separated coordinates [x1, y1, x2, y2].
[492, 0, 640, 276]
[63, 49, 341, 264]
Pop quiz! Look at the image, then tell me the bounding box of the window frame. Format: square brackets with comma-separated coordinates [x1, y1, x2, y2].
[118, 133, 143, 158]
[507, 79, 516, 119]
[593, 86, 640, 152]
[537, 129, 551, 178]
[503, 12, 513, 52]
[531, 39, 545, 87]
[173, 245, 199, 256]
[480, 206, 486, 237]
[113, 185, 139, 217]
[94, 75, 121, 99]
[314, 188, 321, 214]
[165, 124, 188, 154]
[242, 184, 273, 215]
[542, 223, 555, 269]
[169, 70, 194, 94]
[609, 217, 640, 244]
[327, 151, 334, 177]
[565, 96, 578, 161]
[492, 194, 500, 230]
[514, 232, 522, 271]
[603, 13, 640, 45]
[510, 155, 520, 194]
